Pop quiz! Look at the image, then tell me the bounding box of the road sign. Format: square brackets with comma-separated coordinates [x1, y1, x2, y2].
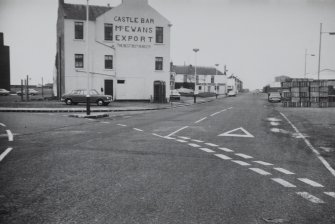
[218, 127, 254, 138]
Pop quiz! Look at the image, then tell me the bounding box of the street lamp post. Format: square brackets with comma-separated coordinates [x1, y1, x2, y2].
[304, 49, 315, 78]
[317, 23, 335, 80]
[193, 48, 199, 103]
[215, 63, 219, 98]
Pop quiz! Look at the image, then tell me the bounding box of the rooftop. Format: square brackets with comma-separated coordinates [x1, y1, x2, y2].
[62, 3, 112, 21]
[172, 65, 225, 76]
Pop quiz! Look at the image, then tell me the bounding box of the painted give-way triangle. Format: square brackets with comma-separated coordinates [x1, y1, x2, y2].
[218, 127, 254, 138]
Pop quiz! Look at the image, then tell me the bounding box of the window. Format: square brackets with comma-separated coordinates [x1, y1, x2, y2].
[155, 57, 163, 70]
[199, 86, 202, 90]
[117, 80, 125, 84]
[75, 54, 84, 68]
[211, 75, 215, 84]
[155, 27, 163, 43]
[105, 23, 113, 41]
[75, 22, 84, 39]
[105, 55, 113, 69]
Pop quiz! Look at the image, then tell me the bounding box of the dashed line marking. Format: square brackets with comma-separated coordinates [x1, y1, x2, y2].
[0, 147, 13, 162]
[298, 178, 324, 187]
[205, 143, 219, 147]
[101, 121, 110, 124]
[87, 119, 95, 121]
[195, 117, 207, 124]
[200, 148, 215, 153]
[215, 154, 232, 160]
[133, 128, 143, 132]
[235, 153, 253, 159]
[179, 136, 190, 140]
[164, 136, 175, 140]
[324, 192, 335, 199]
[117, 124, 127, 127]
[280, 112, 335, 178]
[0, 123, 6, 127]
[6, 130, 13, 142]
[218, 147, 234, 152]
[166, 126, 189, 137]
[296, 192, 325, 204]
[271, 178, 296, 188]
[253, 161, 273, 166]
[228, 107, 233, 109]
[274, 167, 295, 175]
[210, 111, 221, 117]
[188, 143, 201, 148]
[249, 168, 272, 176]
[176, 139, 188, 143]
[152, 133, 166, 138]
[232, 160, 250, 166]
[191, 139, 204, 143]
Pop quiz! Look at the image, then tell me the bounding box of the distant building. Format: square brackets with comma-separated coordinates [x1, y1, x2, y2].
[171, 64, 227, 95]
[0, 33, 10, 90]
[227, 75, 243, 93]
[55, 0, 171, 101]
[275, 75, 290, 83]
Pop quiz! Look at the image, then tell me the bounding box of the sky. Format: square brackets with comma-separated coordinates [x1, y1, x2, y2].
[1, 0, 335, 90]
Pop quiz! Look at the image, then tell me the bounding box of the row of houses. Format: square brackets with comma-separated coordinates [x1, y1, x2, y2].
[54, 0, 243, 102]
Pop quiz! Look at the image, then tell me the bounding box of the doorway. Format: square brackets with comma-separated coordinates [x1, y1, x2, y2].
[104, 80, 113, 98]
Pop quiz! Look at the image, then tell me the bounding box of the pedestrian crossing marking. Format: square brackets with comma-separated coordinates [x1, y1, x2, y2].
[218, 127, 254, 138]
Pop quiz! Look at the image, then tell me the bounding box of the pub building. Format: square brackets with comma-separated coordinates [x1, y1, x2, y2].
[55, 0, 171, 101]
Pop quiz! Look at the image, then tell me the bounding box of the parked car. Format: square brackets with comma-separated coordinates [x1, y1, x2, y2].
[61, 89, 112, 106]
[227, 90, 237, 97]
[170, 89, 181, 101]
[175, 87, 194, 96]
[268, 92, 281, 103]
[0, 88, 10, 96]
[16, 88, 39, 96]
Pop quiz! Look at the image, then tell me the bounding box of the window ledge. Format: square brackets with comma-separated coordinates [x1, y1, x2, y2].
[154, 70, 164, 72]
[154, 43, 165, 46]
[73, 39, 85, 41]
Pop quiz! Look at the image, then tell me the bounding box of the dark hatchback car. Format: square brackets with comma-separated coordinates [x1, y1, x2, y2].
[61, 89, 112, 106]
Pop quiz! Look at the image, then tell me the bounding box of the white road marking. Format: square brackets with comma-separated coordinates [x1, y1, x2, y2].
[249, 168, 272, 176]
[133, 128, 143, 132]
[228, 107, 233, 110]
[271, 178, 296, 188]
[319, 147, 334, 152]
[0, 147, 13, 162]
[235, 153, 253, 159]
[87, 119, 95, 121]
[191, 139, 204, 143]
[215, 154, 232, 160]
[218, 147, 234, 152]
[280, 112, 335, 178]
[218, 127, 254, 138]
[232, 160, 250, 166]
[270, 128, 290, 134]
[164, 136, 175, 140]
[205, 143, 219, 147]
[176, 139, 188, 143]
[6, 130, 13, 141]
[179, 136, 190, 140]
[152, 133, 166, 138]
[195, 117, 207, 124]
[274, 168, 295, 175]
[266, 117, 282, 122]
[298, 178, 324, 187]
[0, 123, 6, 127]
[200, 148, 215, 153]
[324, 192, 335, 199]
[210, 111, 222, 117]
[253, 161, 273, 166]
[117, 124, 127, 127]
[296, 192, 325, 204]
[101, 121, 110, 124]
[270, 121, 280, 126]
[166, 126, 189, 137]
[188, 143, 200, 148]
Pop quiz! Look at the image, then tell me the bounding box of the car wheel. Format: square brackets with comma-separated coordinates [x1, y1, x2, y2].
[97, 99, 104, 106]
[65, 99, 73, 105]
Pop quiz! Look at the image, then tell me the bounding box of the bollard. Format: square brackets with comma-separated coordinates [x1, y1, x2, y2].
[86, 95, 91, 115]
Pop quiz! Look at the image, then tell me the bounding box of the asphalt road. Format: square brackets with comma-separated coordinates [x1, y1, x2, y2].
[0, 93, 335, 224]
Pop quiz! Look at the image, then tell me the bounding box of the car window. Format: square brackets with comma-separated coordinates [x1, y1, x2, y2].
[90, 90, 99, 95]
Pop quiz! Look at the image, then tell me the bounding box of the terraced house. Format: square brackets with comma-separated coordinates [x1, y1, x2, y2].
[55, 0, 171, 101]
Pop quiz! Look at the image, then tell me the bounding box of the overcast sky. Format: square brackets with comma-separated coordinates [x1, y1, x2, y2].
[1, 0, 335, 89]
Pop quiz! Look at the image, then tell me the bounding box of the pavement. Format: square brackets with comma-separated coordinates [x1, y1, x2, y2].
[0, 95, 224, 117]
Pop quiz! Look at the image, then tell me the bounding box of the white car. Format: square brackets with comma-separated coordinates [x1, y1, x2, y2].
[170, 89, 181, 101]
[0, 88, 10, 96]
[17, 88, 39, 96]
[228, 90, 236, 97]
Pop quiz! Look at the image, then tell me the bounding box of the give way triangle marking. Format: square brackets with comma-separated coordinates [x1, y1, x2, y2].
[218, 127, 254, 138]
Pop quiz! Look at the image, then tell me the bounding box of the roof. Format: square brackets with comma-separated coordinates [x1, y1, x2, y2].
[172, 65, 225, 76]
[62, 3, 112, 21]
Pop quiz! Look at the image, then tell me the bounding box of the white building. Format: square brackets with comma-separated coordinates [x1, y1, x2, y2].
[172, 65, 227, 95]
[55, 0, 171, 101]
[227, 75, 243, 94]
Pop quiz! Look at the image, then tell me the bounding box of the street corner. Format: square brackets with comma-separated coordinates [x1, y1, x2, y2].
[68, 113, 109, 119]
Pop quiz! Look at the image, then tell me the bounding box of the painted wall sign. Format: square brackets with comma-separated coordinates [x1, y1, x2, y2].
[113, 16, 155, 48]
